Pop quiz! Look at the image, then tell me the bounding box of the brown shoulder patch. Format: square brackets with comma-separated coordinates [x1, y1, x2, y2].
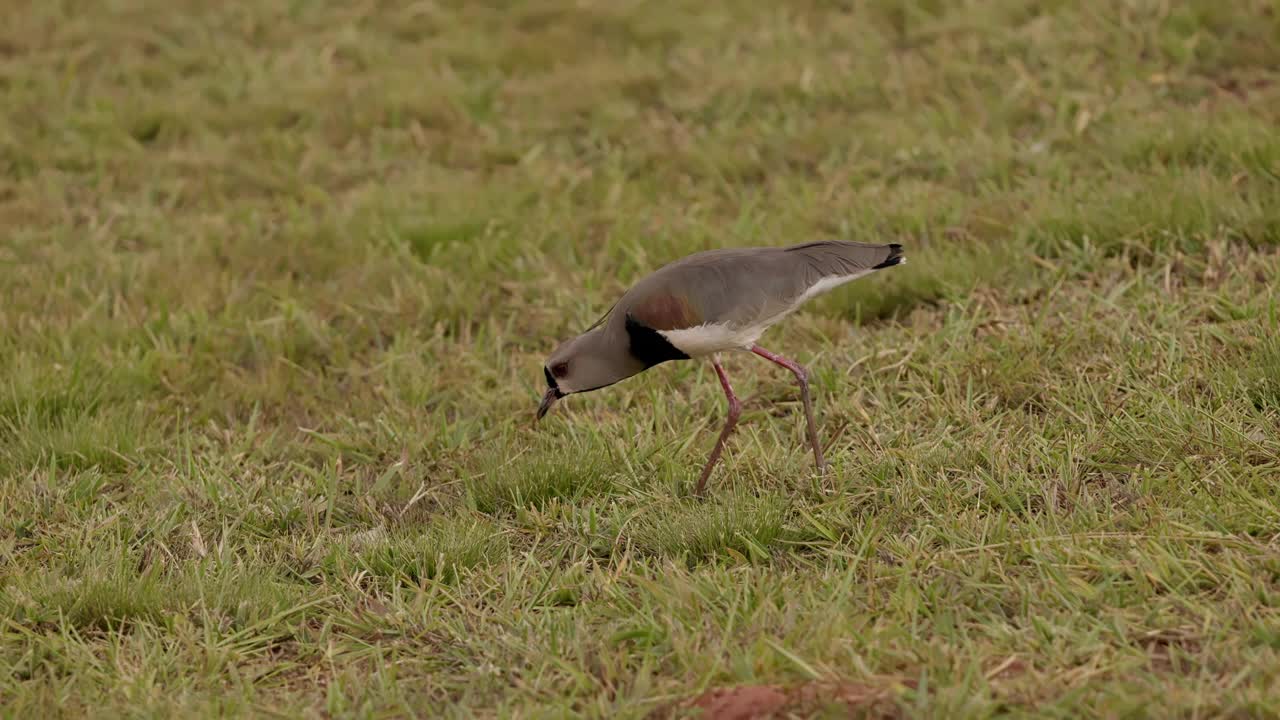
[630, 292, 700, 331]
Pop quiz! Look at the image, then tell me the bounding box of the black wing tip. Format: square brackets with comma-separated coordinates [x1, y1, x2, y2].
[872, 243, 905, 269]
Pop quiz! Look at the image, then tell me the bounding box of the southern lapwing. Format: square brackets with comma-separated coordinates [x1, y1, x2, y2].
[537, 240, 904, 495]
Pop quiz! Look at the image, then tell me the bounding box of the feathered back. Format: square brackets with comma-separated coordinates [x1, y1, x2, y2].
[610, 240, 903, 334]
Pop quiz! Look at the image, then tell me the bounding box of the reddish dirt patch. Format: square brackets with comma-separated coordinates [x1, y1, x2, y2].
[690, 685, 788, 720]
[686, 681, 904, 719]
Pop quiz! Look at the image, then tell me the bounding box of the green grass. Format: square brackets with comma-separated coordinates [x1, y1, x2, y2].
[3, 0, 1280, 716]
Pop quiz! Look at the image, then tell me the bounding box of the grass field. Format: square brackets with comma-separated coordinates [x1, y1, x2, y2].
[3, 0, 1280, 716]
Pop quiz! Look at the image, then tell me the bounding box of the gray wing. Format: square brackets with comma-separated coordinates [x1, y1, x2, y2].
[614, 241, 902, 332]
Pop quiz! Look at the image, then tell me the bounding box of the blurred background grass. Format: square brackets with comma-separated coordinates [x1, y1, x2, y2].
[2, 1, 1280, 716]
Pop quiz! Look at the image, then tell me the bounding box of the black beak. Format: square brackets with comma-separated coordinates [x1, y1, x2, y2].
[536, 386, 563, 423]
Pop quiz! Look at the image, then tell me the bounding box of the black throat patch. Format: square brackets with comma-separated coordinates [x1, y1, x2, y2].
[625, 313, 691, 368]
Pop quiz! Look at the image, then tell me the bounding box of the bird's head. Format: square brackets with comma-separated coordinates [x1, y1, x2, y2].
[536, 327, 642, 422]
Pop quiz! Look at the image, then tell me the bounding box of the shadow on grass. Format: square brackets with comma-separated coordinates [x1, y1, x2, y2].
[1247, 336, 1280, 412]
[349, 517, 508, 585]
[1, 552, 314, 633]
[466, 448, 614, 514]
[618, 494, 787, 565]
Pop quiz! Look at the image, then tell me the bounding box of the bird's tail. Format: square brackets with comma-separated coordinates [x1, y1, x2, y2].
[786, 240, 905, 278]
[868, 242, 905, 269]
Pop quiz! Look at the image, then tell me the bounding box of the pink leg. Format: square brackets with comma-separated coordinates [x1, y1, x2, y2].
[751, 345, 827, 473]
[695, 358, 742, 496]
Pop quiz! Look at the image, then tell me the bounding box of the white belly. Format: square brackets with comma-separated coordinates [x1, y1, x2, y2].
[656, 268, 881, 357]
[658, 322, 766, 357]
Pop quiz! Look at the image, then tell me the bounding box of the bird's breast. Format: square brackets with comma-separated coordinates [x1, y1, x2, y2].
[656, 322, 765, 358]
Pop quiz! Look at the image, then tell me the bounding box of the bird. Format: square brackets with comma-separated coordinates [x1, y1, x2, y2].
[536, 240, 905, 495]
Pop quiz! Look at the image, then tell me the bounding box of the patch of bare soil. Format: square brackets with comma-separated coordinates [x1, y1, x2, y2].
[685, 680, 906, 719]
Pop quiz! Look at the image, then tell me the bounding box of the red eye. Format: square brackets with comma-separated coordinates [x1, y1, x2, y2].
[552, 362, 569, 378]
